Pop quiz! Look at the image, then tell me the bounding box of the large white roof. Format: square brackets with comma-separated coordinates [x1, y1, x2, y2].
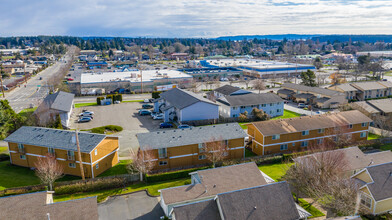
[204, 58, 313, 69]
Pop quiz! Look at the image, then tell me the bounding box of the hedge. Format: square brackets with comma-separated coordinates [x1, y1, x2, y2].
[96, 96, 104, 105]
[152, 91, 162, 99]
[90, 125, 123, 134]
[146, 166, 210, 183]
[55, 177, 125, 195]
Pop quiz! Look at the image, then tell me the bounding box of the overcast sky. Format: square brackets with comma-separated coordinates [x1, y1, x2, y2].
[1, 0, 392, 38]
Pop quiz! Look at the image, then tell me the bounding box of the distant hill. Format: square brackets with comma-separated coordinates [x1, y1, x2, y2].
[215, 34, 321, 41]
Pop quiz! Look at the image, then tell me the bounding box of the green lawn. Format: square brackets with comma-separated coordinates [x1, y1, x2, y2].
[298, 198, 325, 218]
[0, 161, 79, 191]
[98, 160, 130, 177]
[74, 102, 97, 108]
[18, 107, 37, 117]
[0, 147, 8, 154]
[368, 133, 381, 140]
[381, 144, 392, 151]
[54, 178, 191, 203]
[258, 163, 293, 181]
[122, 100, 144, 103]
[245, 148, 257, 157]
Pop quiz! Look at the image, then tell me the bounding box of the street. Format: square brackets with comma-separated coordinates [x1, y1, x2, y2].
[1, 46, 78, 113]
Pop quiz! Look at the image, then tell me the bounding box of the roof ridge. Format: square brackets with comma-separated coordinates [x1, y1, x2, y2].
[217, 181, 287, 196]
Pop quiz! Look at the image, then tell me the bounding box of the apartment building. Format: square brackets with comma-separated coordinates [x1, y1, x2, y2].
[136, 123, 247, 171]
[207, 85, 250, 101]
[247, 110, 372, 156]
[328, 84, 358, 100]
[4, 126, 119, 178]
[351, 81, 392, 100]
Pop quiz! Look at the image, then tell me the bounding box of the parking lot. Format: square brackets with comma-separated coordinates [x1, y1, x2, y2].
[70, 102, 163, 156]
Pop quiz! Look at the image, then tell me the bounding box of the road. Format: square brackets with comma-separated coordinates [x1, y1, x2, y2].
[1, 46, 78, 113]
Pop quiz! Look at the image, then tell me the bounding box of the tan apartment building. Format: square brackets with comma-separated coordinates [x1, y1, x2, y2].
[4, 126, 119, 178]
[136, 123, 247, 171]
[351, 162, 392, 215]
[247, 110, 372, 156]
[351, 81, 392, 100]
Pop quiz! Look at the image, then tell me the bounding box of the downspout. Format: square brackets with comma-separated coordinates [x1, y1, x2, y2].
[90, 153, 94, 178]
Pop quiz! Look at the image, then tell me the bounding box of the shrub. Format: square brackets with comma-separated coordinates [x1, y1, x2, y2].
[106, 95, 114, 102]
[152, 91, 162, 99]
[96, 96, 104, 105]
[55, 177, 126, 195]
[115, 94, 123, 102]
[90, 125, 123, 134]
[0, 154, 10, 162]
[146, 166, 210, 183]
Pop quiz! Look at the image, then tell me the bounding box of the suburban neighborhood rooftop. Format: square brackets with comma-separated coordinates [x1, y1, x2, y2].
[217, 92, 283, 106]
[282, 83, 344, 97]
[160, 88, 218, 110]
[358, 162, 392, 201]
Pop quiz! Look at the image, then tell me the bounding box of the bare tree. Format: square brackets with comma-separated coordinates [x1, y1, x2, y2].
[251, 79, 266, 93]
[34, 154, 64, 191]
[373, 115, 392, 138]
[202, 137, 229, 168]
[127, 148, 155, 181]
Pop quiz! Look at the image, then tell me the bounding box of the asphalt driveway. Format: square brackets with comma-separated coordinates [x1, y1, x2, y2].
[98, 191, 164, 220]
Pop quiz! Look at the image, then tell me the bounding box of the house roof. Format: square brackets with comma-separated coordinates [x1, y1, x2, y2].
[217, 93, 283, 107]
[160, 88, 218, 110]
[160, 162, 268, 205]
[217, 181, 301, 220]
[4, 126, 107, 153]
[351, 101, 381, 114]
[251, 110, 372, 136]
[351, 81, 388, 91]
[293, 93, 315, 99]
[282, 83, 344, 97]
[315, 97, 331, 103]
[329, 84, 358, 92]
[378, 81, 392, 88]
[277, 89, 295, 95]
[137, 123, 247, 150]
[0, 191, 98, 220]
[36, 91, 75, 112]
[213, 85, 242, 96]
[363, 162, 392, 201]
[295, 146, 392, 173]
[367, 98, 392, 114]
[172, 199, 221, 220]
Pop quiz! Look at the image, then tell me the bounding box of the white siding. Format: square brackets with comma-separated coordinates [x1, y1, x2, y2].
[181, 102, 219, 122]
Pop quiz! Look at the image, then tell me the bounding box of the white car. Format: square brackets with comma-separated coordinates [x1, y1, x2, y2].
[153, 114, 164, 120]
[143, 99, 150, 103]
[79, 111, 94, 117]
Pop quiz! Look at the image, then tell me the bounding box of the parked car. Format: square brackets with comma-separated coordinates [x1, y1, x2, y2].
[160, 122, 173, 128]
[139, 109, 151, 116]
[297, 103, 306, 108]
[143, 99, 150, 103]
[153, 114, 163, 120]
[142, 104, 153, 109]
[79, 111, 94, 117]
[114, 100, 121, 104]
[178, 124, 192, 129]
[66, 78, 74, 81]
[78, 117, 92, 123]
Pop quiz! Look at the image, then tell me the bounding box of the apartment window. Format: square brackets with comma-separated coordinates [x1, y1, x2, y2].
[96, 163, 99, 169]
[48, 147, 55, 155]
[277, 109, 281, 113]
[198, 143, 206, 153]
[362, 122, 368, 127]
[318, 128, 325, 134]
[360, 194, 372, 209]
[302, 130, 309, 136]
[240, 106, 246, 109]
[272, 134, 280, 140]
[360, 132, 367, 138]
[68, 163, 76, 168]
[332, 136, 338, 142]
[270, 103, 274, 106]
[17, 143, 24, 153]
[261, 104, 266, 107]
[198, 155, 206, 160]
[20, 155, 26, 160]
[158, 148, 167, 159]
[222, 140, 229, 147]
[348, 124, 353, 129]
[292, 143, 295, 146]
[317, 139, 323, 145]
[67, 151, 75, 160]
[280, 144, 288, 151]
[159, 161, 168, 166]
[232, 107, 238, 110]
[301, 141, 308, 147]
[95, 149, 98, 156]
[232, 114, 237, 118]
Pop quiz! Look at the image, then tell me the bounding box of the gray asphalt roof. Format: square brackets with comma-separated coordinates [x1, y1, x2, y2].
[137, 123, 247, 150]
[315, 97, 330, 103]
[172, 199, 221, 220]
[160, 88, 218, 110]
[351, 81, 388, 91]
[364, 162, 392, 201]
[330, 84, 358, 92]
[282, 83, 343, 97]
[367, 98, 392, 114]
[294, 93, 315, 99]
[4, 126, 107, 153]
[217, 93, 283, 107]
[218, 181, 301, 220]
[351, 101, 381, 114]
[42, 91, 75, 112]
[277, 89, 295, 95]
[213, 85, 242, 96]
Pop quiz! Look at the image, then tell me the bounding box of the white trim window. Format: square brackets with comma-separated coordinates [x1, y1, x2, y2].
[301, 141, 308, 147]
[362, 122, 368, 127]
[18, 143, 24, 153]
[360, 132, 367, 138]
[95, 149, 98, 156]
[20, 154, 26, 160]
[158, 148, 167, 159]
[69, 163, 76, 168]
[318, 128, 325, 134]
[360, 194, 372, 209]
[67, 151, 75, 160]
[317, 139, 323, 145]
[198, 155, 206, 160]
[280, 144, 288, 151]
[302, 130, 309, 136]
[272, 134, 280, 140]
[198, 143, 206, 153]
[48, 147, 55, 155]
[159, 161, 168, 166]
[348, 124, 353, 129]
[96, 163, 99, 169]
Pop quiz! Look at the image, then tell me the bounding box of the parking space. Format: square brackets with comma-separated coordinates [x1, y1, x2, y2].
[70, 102, 163, 156]
[98, 191, 164, 220]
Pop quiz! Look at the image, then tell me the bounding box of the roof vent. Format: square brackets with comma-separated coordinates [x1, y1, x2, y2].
[213, 184, 216, 188]
[157, 132, 160, 134]
[254, 206, 257, 210]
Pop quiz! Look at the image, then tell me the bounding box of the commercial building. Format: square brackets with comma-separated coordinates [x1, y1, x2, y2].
[80, 69, 193, 94]
[137, 123, 247, 171]
[247, 110, 372, 156]
[180, 67, 243, 79]
[4, 127, 119, 178]
[351, 162, 392, 215]
[154, 88, 219, 123]
[280, 83, 347, 108]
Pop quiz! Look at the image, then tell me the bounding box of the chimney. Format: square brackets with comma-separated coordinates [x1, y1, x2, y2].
[46, 191, 54, 204]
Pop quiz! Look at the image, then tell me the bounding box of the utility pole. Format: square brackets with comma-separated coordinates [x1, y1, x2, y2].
[140, 68, 143, 94]
[0, 64, 5, 98]
[75, 130, 85, 180]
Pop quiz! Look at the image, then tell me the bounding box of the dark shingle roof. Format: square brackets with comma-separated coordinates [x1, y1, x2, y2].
[217, 93, 283, 107]
[160, 88, 218, 110]
[217, 182, 300, 220]
[277, 89, 295, 95]
[4, 126, 106, 153]
[137, 123, 247, 150]
[315, 97, 330, 103]
[39, 91, 75, 112]
[364, 162, 392, 201]
[283, 83, 343, 97]
[172, 199, 221, 220]
[293, 93, 315, 99]
[213, 85, 241, 95]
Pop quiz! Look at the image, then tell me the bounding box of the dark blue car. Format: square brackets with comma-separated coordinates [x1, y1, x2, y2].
[160, 122, 173, 128]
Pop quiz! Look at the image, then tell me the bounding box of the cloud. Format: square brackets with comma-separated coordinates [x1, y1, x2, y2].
[0, 0, 391, 37]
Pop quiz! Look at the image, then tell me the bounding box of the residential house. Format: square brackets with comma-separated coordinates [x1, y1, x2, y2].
[159, 162, 269, 216]
[0, 191, 98, 220]
[4, 126, 119, 178]
[247, 110, 372, 156]
[207, 85, 250, 101]
[350, 81, 392, 100]
[295, 146, 392, 176]
[280, 83, 347, 108]
[216, 92, 284, 118]
[137, 123, 247, 171]
[328, 84, 358, 100]
[170, 53, 189, 60]
[80, 50, 100, 56]
[153, 88, 219, 123]
[34, 91, 75, 128]
[351, 98, 392, 129]
[171, 181, 311, 220]
[351, 162, 392, 215]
